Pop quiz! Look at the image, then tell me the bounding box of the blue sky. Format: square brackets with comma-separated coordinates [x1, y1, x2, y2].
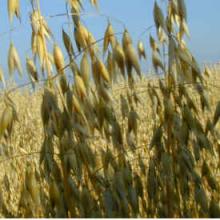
[0, 0, 219, 82]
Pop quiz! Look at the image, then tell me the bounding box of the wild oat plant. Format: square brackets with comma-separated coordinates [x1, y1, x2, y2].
[0, 0, 220, 218]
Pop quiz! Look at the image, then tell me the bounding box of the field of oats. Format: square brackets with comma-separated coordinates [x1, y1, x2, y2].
[0, 65, 219, 217]
[0, 0, 220, 218]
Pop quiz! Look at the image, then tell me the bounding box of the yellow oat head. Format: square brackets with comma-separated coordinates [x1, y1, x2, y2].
[31, 10, 51, 39]
[122, 29, 132, 50]
[72, 93, 82, 114]
[213, 101, 220, 126]
[103, 22, 116, 54]
[35, 33, 45, 66]
[96, 58, 110, 82]
[80, 52, 90, 88]
[53, 44, 65, 74]
[0, 67, 5, 87]
[69, 0, 82, 13]
[137, 40, 146, 60]
[90, 0, 98, 8]
[0, 106, 14, 137]
[113, 41, 126, 78]
[74, 22, 89, 51]
[124, 43, 141, 77]
[86, 31, 99, 56]
[75, 74, 87, 99]
[26, 57, 38, 82]
[62, 29, 75, 56]
[8, 0, 20, 23]
[177, 0, 187, 21]
[204, 66, 211, 78]
[8, 42, 22, 77]
[149, 35, 160, 53]
[106, 51, 116, 81]
[152, 52, 164, 71]
[154, 1, 165, 30]
[25, 165, 41, 206]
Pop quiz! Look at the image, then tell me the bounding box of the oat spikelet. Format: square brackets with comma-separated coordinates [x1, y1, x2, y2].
[107, 51, 116, 81]
[72, 94, 82, 114]
[178, 0, 187, 21]
[31, 10, 51, 39]
[75, 74, 87, 99]
[0, 67, 5, 87]
[96, 58, 110, 82]
[8, 42, 22, 77]
[69, 0, 82, 13]
[26, 57, 38, 82]
[152, 51, 164, 72]
[150, 35, 160, 53]
[213, 101, 220, 126]
[62, 29, 74, 56]
[86, 31, 99, 56]
[80, 52, 90, 88]
[31, 33, 37, 56]
[90, 0, 98, 8]
[113, 41, 126, 78]
[124, 43, 141, 78]
[137, 40, 146, 60]
[103, 22, 116, 54]
[154, 1, 165, 29]
[25, 165, 41, 206]
[122, 29, 132, 50]
[0, 106, 13, 137]
[35, 33, 45, 66]
[8, 0, 20, 23]
[53, 44, 65, 74]
[74, 22, 89, 51]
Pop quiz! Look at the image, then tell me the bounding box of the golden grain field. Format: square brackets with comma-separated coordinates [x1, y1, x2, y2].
[0, 66, 219, 217]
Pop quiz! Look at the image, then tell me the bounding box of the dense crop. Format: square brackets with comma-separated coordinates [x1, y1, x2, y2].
[0, 0, 220, 218]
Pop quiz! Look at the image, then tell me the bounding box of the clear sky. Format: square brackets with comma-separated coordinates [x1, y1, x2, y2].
[0, 0, 219, 82]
